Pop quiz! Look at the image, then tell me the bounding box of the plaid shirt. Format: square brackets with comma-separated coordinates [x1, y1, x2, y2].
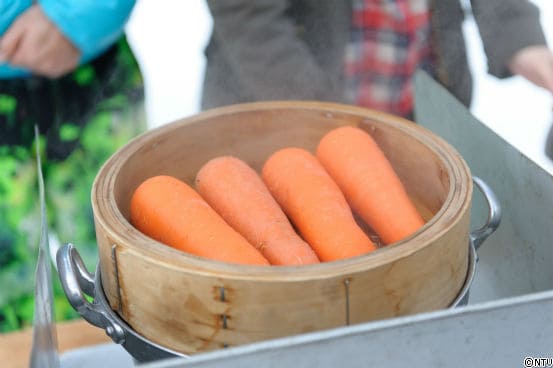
[344, 0, 435, 117]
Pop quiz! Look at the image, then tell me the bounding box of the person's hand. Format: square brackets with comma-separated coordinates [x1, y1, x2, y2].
[508, 45, 553, 94]
[0, 5, 80, 78]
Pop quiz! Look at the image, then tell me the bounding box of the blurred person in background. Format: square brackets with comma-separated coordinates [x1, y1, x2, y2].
[201, 0, 553, 118]
[0, 0, 144, 332]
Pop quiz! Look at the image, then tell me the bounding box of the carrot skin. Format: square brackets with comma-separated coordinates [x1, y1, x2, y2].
[130, 175, 269, 265]
[196, 156, 320, 266]
[316, 126, 425, 244]
[262, 148, 376, 262]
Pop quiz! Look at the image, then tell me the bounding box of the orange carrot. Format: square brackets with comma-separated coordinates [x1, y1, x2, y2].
[130, 175, 269, 265]
[316, 126, 425, 244]
[262, 148, 376, 262]
[196, 156, 320, 266]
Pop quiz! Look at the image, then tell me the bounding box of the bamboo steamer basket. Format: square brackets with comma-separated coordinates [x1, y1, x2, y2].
[92, 101, 472, 355]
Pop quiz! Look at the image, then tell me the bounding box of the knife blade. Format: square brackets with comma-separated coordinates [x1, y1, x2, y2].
[29, 125, 60, 368]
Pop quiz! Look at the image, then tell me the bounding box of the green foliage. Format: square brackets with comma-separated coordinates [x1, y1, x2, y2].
[0, 101, 146, 334]
[0, 94, 17, 114]
[59, 124, 81, 142]
[72, 65, 96, 87]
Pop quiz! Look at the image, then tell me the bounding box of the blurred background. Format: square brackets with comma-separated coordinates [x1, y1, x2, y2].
[125, 0, 553, 174]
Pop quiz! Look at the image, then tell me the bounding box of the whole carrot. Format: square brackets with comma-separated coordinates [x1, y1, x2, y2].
[316, 126, 425, 244]
[130, 175, 269, 265]
[196, 156, 320, 266]
[262, 148, 376, 262]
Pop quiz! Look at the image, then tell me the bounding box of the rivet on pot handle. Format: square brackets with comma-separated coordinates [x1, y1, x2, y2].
[56, 243, 126, 344]
[470, 176, 501, 252]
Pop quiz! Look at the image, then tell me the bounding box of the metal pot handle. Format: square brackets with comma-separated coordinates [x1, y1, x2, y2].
[56, 243, 126, 344]
[470, 176, 501, 251]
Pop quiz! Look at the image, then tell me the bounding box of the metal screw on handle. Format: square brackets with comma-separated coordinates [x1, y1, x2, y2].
[470, 176, 502, 252]
[56, 243, 126, 344]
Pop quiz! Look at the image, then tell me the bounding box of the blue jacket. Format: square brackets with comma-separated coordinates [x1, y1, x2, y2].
[0, 0, 135, 78]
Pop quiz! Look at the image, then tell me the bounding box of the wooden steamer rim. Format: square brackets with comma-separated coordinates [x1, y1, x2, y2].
[91, 101, 472, 353]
